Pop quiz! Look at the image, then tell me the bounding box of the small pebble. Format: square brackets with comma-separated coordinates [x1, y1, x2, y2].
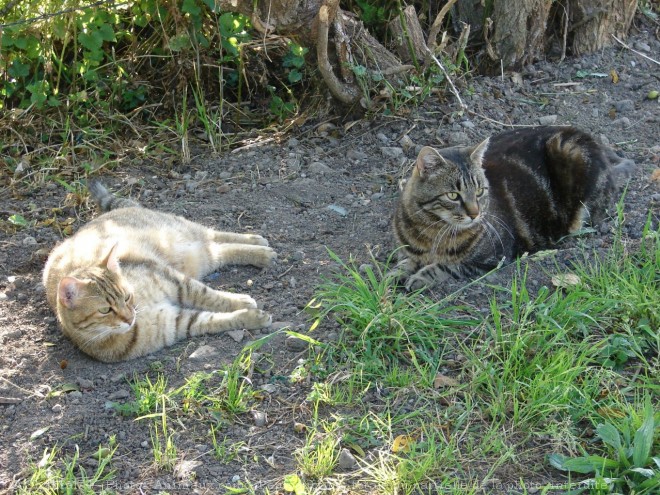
[107, 389, 130, 400]
[227, 330, 244, 343]
[77, 378, 94, 389]
[189, 344, 218, 359]
[614, 99, 634, 113]
[251, 410, 267, 427]
[285, 336, 308, 352]
[51, 404, 63, 413]
[338, 448, 358, 470]
[538, 114, 558, 125]
[380, 147, 404, 159]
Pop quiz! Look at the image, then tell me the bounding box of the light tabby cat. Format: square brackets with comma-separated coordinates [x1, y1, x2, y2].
[43, 181, 276, 362]
[394, 126, 634, 291]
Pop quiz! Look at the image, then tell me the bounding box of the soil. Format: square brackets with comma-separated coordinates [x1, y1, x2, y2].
[1, 21, 659, 495]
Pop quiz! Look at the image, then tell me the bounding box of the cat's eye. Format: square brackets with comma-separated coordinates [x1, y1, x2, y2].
[446, 192, 460, 201]
[98, 307, 112, 315]
[476, 187, 485, 197]
[124, 293, 131, 302]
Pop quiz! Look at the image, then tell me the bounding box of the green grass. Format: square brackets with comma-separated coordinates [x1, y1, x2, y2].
[17, 439, 117, 495]
[14, 224, 658, 493]
[287, 222, 659, 493]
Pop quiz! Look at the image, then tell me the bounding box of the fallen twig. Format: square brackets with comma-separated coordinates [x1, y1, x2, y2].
[611, 34, 660, 67]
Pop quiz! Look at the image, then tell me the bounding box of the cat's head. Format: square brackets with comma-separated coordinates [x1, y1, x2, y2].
[56, 244, 136, 341]
[405, 138, 490, 229]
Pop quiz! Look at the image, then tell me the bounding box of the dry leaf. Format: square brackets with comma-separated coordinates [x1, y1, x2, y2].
[433, 373, 459, 389]
[650, 169, 660, 183]
[392, 434, 414, 453]
[293, 422, 306, 433]
[552, 273, 581, 288]
[610, 69, 619, 84]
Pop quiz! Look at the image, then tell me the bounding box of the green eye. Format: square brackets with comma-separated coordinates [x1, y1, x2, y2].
[99, 307, 111, 315]
[476, 187, 485, 197]
[446, 192, 459, 201]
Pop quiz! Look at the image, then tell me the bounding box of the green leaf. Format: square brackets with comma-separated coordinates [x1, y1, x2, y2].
[629, 467, 655, 478]
[9, 60, 30, 79]
[8, 214, 29, 227]
[283, 473, 305, 494]
[182, 0, 201, 16]
[288, 69, 302, 84]
[632, 398, 655, 467]
[596, 423, 622, 452]
[79, 31, 103, 51]
[168, 34, 191, 52]
[97, 23, 116, 42]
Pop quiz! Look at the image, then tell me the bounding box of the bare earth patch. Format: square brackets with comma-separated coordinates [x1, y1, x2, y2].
[1, 28, 659, 494]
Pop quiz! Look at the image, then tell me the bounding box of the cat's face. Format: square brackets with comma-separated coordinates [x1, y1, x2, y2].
[56, 245, 136, 341]
[406, 140, 490, 229]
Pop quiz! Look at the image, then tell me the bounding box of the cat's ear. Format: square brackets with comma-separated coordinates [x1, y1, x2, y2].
[469, 137, 490, 166]
[58, 277, 87, 309]
[101, 243, 121, 273]
[415, 146, 448, 178]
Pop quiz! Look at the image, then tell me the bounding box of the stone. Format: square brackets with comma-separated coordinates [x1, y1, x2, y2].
[398, 135, 413, 152]
[309, 162, 333, 175]
[326, 204, 348, 217]
[447, 131, 469, 144]
[22, 236, 37, 246]
[251, 410, 267, 427]
[227, 330, 244, 343]
[189, 344, 218, 359]
[107, 389, 130, 400]
[538, 114, 558, 125]
[338, 448, 357, 470]
[174, 459, 202, 480]
[77, 378, 94, 389]
[380, 147, 404, 159]
[285, 336, 308, 352]
[611, 117, 631, 128]
[614, 99, 634, 113]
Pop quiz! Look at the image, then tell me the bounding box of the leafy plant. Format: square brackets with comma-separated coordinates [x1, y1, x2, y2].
[549, 397, 660, 494]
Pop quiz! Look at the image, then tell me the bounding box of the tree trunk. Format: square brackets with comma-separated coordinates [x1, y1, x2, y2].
[454, 0, 638, 69]
[215, 0, 638, 102]
[568, 0, 638, 55]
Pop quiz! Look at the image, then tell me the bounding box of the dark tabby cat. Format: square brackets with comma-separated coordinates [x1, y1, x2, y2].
[393, 126, 634, 291]
[43, 181, 276, 362]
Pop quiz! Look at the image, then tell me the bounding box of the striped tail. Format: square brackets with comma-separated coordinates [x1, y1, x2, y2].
[88, 180, 140, 211]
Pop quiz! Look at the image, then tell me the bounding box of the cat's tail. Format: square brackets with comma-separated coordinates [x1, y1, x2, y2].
[88, 180, 141, 211]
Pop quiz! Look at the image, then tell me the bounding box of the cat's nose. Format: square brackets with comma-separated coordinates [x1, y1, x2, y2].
[465, 203, 479, 219]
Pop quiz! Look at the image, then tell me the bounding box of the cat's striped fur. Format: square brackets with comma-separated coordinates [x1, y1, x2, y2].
[43, 181, 276, 362]
[393, 126, 634, 291]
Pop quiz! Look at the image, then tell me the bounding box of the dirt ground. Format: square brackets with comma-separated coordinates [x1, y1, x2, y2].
[1, 20, 659, 495]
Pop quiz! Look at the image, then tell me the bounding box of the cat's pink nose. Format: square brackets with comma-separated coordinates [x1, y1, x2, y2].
[466, 203, 479, 219]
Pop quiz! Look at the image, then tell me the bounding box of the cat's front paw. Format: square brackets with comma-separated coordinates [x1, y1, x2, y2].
[239, 308, 272, 329]
[228, 294, 258, 310]
[387, 258, 418, 284]
[252, 246, 277, 268]
[404, 273, 431, 292]
[247, 234, 270, 247]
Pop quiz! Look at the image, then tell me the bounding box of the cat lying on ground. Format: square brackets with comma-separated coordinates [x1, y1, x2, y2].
[393, 126, 634, 291]
[43, 181, 276, 362]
